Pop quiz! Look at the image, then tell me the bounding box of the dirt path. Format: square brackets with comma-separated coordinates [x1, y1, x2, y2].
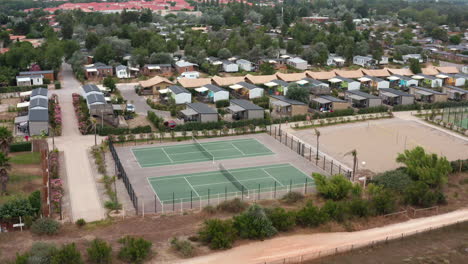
[180, 208, 468, 264]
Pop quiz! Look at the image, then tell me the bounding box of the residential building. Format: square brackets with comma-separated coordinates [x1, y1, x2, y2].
[179, 71, 200, 79]
[400, 54, 423, 64]
[138, 76, 174, 95]
[212, 76, 245, 87]
[231, 82, 264, 99]
[276, 72, 307, 82]
[445, 73, 466, 87]
[115, 65, 131, 79]
[442, 86, 467, 101]
[379, 88, 415, 106]
[82, 84, 102, 97]
[264, 79, 289, 96]
[228, 99, 264, 120]
[307, 71, 336, 80]
[31, 88, 48, 100]
[310, 95, 349, 112]
[326, 54, 345, 67]
[19, 70, 54, 81]
[353, 55, 375, 67]
[286, 57, 308, 70]
[329, 76, 361, 91]
[245, 74, 278, 85]
[142, 64, 173, 77]
[359, 76, 389, 90]
[168, 85, 192, 104]
[419, 74, 443, 88]
[16, 75, 43, 86]
[236, 59, 253, 72]
[28, 109, 49, 136]
[222, 60, 239, 73]
[85, 93, 107, 109]
[194, 84, 229, 103]
[409, 86, 447, 103]
[175, 60, 197, 73]
[180, 103, 218, 123]
[269, 95, 308, 117]
[393, 74, 419, 87]
[84, 62, 113, 80]
[345, 90, 382, 108]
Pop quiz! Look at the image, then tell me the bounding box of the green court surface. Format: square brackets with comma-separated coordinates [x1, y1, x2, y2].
[148, 163, 314, 203]
[133, 138, 274, 167]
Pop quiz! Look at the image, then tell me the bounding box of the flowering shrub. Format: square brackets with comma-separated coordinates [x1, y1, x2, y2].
[50, 178, 63, 213]
[49, 94, 62, 136]
[49, 150, 59, 179]
[72, 93, 91, 134]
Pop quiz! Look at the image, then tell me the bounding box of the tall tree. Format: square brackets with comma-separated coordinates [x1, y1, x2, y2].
[0, 153, 10, 195]
[0, 127, 13, 155]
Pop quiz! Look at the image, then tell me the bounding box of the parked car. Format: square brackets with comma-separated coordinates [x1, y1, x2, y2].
[126, 104, 135, 112]
[164, 120, 177, 129]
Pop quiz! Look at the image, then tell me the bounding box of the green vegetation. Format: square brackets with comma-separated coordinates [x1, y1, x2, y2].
[233, 204, 278, 240]
[87, 239, 112, 264]
[117, 236, 153, 264]
[198, 219, 237, 249]
[170, 237, 195, 258]
[10, 152, 41, 165]
[31, 218, 60, 235]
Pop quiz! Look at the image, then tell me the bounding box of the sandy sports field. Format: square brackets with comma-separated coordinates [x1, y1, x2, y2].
[290, 118, 468, 173]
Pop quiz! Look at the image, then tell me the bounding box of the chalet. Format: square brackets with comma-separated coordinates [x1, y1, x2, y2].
[326, 54, 345, 67]
[230, 82, 264, 99]
[359, 76, 389, 90]
[258, 58, 287, 70]
[419, 74, 443, 88]
[142, 64, 173, 77]
[180, 103, 218, 123]
[19, 70, 54, 81]
[400, 54, 423, 64]
[138, 76, 174, 95]
[444, 73, 466, 87]
[175, 60, 197, 73]
[329, 76, 361, 91]
[263, 79, 289, 96]
[115, 65, 130, 79]
[353, 55, 374, 67]
[310, 95, 349, 112]
[16, 75, 43, 86]
[84, 63, 113, 80]
[236, 59, 253, 72]
[29, 97, 48, 110]
[409, 86, 447, 103]
[379, 88, 414, 106]
[168, 86, 192, 104]
[228, 99, 264, 120]
[28, 109, 49, 136]
[31, 88, 48, 100]
[85, 93, 107, 110]
[270, 95, 308, 117]
[345, 90, 382, 108]
[82, 84, 102, 97]
[286, 57, 308, 70]
[393, 75, 419, 87]
[194, 84, 229, 103]
[222, 60, 239, 73]
[442, 86, 468, 101]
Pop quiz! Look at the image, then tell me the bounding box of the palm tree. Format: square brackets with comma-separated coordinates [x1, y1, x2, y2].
[0, 127, 13, 155]
[344, 149, 358, 181]
[314, 128, 320, 160]
[0, 153, 11, 195]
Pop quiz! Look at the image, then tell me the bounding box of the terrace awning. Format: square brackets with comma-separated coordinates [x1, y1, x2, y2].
[227, 105, 244, 113]
[19, 91, 32, 97]
[271, 100, 290, 107]
[415, 90, 433, 96]
[312, 97, 331, 104]
[195, 87, 209, 92]
[328, 78, 342, 83]
[412, 75, 424, 80]
[296, 80, 309, 85]
[159, 88, 169, 94]
[17, 102, 30, 108]
[180, 108, 198, 116]
[86, 68, 98, 72]
[229, 84, 243, 90]
[358, 77, 372, 82]
[436, 74, 449, 79]
[348, 94, 366, 101]
[147, 66, 160, 70]
[264, 82, 278, 87]
[381, 92, 399, 98]
[387, 76, 400, 81]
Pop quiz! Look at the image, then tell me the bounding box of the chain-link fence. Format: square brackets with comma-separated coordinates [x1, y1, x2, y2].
[267, 126, 352, 178]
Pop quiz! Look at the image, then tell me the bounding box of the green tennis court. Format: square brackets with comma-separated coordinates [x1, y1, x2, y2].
[133, 138, 274, 167]
[148, 163, 314, 203]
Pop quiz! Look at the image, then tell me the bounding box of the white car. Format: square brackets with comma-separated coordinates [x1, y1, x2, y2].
[126, 104, 135, 112]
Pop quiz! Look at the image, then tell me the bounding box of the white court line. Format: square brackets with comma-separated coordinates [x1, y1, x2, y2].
[191, 176, 275, 188]
[140, 152, 274, 167]
[130, 149, 143, 168]
[230, 142, 246, 155]
[133, 138, 257, 151]
[148, 164, 294, 182]
[161, 147, 174, 163]
[184, 177, 200, 197]
[146, 177, 162, 203]
[261, 168, 284, 186]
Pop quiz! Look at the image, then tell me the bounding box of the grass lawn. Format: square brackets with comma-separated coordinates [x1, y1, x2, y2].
[0, 173, 42, 204]
[10, 152, 41, 165]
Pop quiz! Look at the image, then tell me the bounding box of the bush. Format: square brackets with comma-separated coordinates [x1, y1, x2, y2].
[296, 202, 328, 227]
[367, 184, 397, 215]
[265, 207, 296, 231]
[97, 125, 152, 136]
[215, 100, 230, 108]
[118, 236, 153, 264]
[31, 218, 60, 236]
[28, 190, 41, 216]
[0, 85, 46, 94]
[311, 108, 355, 119]
[372, 168, 412, 193]
[216, 198, 248, 213]
[404, 182, 445, 207]
[198, 219, 237, 249]
[87, 238, 112, 264]
[357, 105, 389, 114]
[54, 81, 61, 89]
[75, 218, 86, 227]
[348, 198, 371, 218]
[10, 142, 32, 152]
[170, 237, 195, 258]
[26, 242, 57, 264]
[313, 173, 354, 201]
[321, 200, 349, 222]
[233, 204, 277, 240]
[281, 191, 305, 204]
[202, 205, 216, 214]
[51, 243, 83, 264]
[450, 159, 468, 173]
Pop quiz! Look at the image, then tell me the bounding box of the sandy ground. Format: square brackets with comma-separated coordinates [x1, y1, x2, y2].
[288, 118, 468, 173]
[180, 208, 468, 264]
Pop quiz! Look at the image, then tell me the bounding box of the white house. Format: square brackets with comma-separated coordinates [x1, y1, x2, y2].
[16, 75, 44, 86]
[326, 54, 345, 66]
[286, 57, 308, 70]
[236, 59, 253, 71]
[450, 73, 467, 87]
[178, 71, 200, 79]
[401, 54, 423, 64]
[85, 93, 107, 109]
[196, 84, 229, 102]
[222, 60, 239, 73]
[168, 85, 192, 104]
[378, 56, 389, 64]
[232, 82, 264, 99]
[115, 65, 130, 79]
[353, 55, 374, 67]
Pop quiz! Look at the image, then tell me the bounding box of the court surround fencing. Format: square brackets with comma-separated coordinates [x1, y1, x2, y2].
[267, 126, 353, 178]
[440, 106, 468, 129]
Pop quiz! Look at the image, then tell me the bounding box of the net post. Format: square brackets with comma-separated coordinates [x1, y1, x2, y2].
[208, 189, 210, 205]
[274, 181, 277, 198]
[331, 160, 334, 175]
[241, 186, 244, 200]
[323, 156, 326, 169]
[155, 195, 157, 213]
[257, 184, 260, 200]
[190, 191, 193, 209]
[305, 178, 308, 194]
[172, 192, 175, 212]
[289, 179, 292, 193]
[309, 147, 312, 161]
[225, 186, 227, 200]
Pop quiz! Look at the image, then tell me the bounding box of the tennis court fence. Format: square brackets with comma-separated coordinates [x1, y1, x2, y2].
[109, 139, 139, 214]
[257, 221, 465, 264]
[267, 126, 352, 179]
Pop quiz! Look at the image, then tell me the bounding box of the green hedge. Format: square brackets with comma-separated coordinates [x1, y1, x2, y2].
[311, 109, 355, 118]
[10, 142, 32, 152]
[357, 105, 389, 114]
[215, 100, 230, 108]
[0, 85, 47, 94]
[393, 101, 468, 112]
[97, 125, 152, 136]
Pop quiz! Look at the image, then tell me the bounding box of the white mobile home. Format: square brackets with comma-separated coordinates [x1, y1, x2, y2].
[168, 85, 192, 104]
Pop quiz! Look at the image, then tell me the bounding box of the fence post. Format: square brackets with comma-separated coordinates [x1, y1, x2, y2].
[331, 160, 334, 175]
[191, 191, 193, 209]
[208, 189, 210, 205]
[309, 147, 312, 161]
[274, 181, 277, 198]
[323, 156, 326, 170]
[305, 177, 308, 194]
[172, 192, 175, 211]
[155, 195, 157, 213]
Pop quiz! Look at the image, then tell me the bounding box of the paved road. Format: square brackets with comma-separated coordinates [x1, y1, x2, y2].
[50, 63, 105, 222]
[117, 83, 173, 120]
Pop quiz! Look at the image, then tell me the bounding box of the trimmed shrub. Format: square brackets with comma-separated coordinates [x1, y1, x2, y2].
[202, 205, 216, 214]
[31, 218, 60, 236]
[170, 237, 195, 258]
[313, 173, 354, 201]
[198, 219, 237, 249]
[216, 198, 248, 213]
[233, 204, 277, 240]
[118, 236, 153, 264]
[281, 192, 305, 204]
[265, 207, 296, 231]
[372, 168, 412, 193]
[51, 243, 83, 264]
[296, 202, 328, 227]
[87, 238, 112, 264]
[28, 190, 41, 216]
[10, 142, 32, 152]
[75, 218, 86, 227]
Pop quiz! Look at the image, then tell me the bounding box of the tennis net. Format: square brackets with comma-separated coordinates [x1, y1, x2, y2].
[192, 136, 214, 162]
[219, 163, 247, 193]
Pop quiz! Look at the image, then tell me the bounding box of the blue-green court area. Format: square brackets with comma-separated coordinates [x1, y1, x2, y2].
[133, 138, 274, 167]
[148, 163, 314, 203]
